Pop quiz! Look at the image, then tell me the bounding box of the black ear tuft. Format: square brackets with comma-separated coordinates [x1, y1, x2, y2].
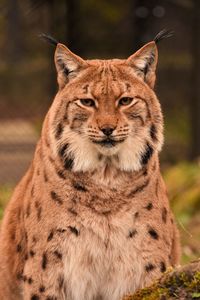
[39, 33, 58, 46]
[153, 29, 174, 44]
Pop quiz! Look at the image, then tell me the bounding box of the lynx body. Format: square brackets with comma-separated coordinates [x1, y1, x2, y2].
[0, 34, 180, 300]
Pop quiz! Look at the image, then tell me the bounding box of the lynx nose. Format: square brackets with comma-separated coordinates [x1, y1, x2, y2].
[101, 126, 115, 136]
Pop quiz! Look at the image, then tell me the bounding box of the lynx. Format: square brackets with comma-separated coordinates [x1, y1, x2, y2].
[0, 31, 180, 300]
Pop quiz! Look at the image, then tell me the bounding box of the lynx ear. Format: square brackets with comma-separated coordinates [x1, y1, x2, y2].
[55, 43, 87, 89]
[127, 41, 158, 89]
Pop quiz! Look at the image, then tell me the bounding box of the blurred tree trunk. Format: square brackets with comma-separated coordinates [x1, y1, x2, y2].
[6, 0, 24, 63]
[46, 0, 58, 97]
[65, 0, 83, 55]
[131, 0, 148, 51]
[190, 0, 200, 160]
[131, 0, 159, 52]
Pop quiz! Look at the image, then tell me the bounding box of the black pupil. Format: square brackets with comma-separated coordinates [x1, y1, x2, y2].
[81, 99, 94, 106]
[120, 97, 132, 105]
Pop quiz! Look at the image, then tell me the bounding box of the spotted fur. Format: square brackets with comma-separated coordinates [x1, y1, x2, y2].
[0, 39, 180, 300]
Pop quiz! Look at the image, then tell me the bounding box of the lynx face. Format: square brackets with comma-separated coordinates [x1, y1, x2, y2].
[49, 43, 163, 173]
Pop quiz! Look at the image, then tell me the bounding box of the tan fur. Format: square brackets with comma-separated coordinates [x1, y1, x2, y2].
[0, 41, 180, 300]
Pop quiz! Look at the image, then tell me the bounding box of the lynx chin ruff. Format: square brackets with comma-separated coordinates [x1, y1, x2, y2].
[0, 33, 180, 300]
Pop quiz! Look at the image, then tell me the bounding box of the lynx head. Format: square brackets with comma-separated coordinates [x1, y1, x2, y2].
[47, 35, 166, 173]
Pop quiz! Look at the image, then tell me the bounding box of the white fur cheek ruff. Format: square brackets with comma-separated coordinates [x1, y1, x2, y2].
[116, 136, 147, 172]
[67, 133, 100, 172]
[55, 127, 101, 172]
[114, 125, 152, 172]
[60, 128, 148, 173]
[50, 122, 160, 173]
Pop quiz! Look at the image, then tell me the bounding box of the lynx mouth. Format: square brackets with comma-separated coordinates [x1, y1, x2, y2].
[92, 138, 125, 148]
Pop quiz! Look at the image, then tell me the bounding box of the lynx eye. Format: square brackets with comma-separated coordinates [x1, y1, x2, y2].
[119, 97, 133, 106]
[80, 99, 95, 107]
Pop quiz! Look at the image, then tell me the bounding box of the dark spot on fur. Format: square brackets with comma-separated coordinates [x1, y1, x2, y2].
[71, 196, 78, 204]
[28, 277, 33, 284]
[45, 136, 50, 148]
[128, 179, 150, 198]
[98, 154, 103, 160]
[73, 182, 87, 192]
[58, 142, 73, 170]
[153, 161, 157, 171]
[42, 253, 48, 270]
[148, 227, 159, 240]
[145, 263, 156, 272]
[31, 185, 35, 197]
[141, 143, 154, 165]
[47, 230, 54, 241]
[143, 64, 149, 76]
[44, 170, 48, 182]
[49, 156, 54, 164]
[25, 231, 28, 242]
[134, 212, 139, 219]
[155, 178, 159, 197]
[25, 253, 29, 260]
[10, 232, 15, 241]
[71, 113, 89, 125]
[68, 226, 79, 236]
[57, 169, 66, 179]
[58, 275, 64, 289]
[145, 202, 153, 210]
[160, 261, 166, 273]
[39, 285, 46, 293]
[26, 203, 31, 218]
[31, 295, 40, 300]
[16, 244, 22, 252]
[102, 210, 111, 216]
[126, 83, 131, 91]
[37, 206, 42, 221]
[55, 123, 63, 139]
[16, 272, 23, 280]
[50, 191, 63, 205]
[54, 251, 62, 260]
[23, 275, 27, 282]
[30, 250, 36, 257]
[68, 207, 78, 216]
[143, 168, 148, 176]
[64, 157, 74, 170]
[32, 236, 37, 243]
[128, 229, 137, 238]
[162, 207, 167, 223]
[125, 112, 144, 124]
[35, 201, 42, 221]
[56, 228, 67, 233]
[17, 207, 21, 220]
[59, 143, 69, 158]
[83, 84, 89, 93]
[150, 124, 157, 141]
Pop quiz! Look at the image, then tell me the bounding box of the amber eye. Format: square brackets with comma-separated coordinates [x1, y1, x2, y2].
[80, 99, 95, 107]
[119, 97, 133, 106]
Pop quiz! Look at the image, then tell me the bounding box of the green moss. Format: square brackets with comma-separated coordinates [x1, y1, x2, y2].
[123, 270, 200, 300]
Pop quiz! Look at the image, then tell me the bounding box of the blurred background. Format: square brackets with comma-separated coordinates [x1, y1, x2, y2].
[0, 0, 199, 264]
